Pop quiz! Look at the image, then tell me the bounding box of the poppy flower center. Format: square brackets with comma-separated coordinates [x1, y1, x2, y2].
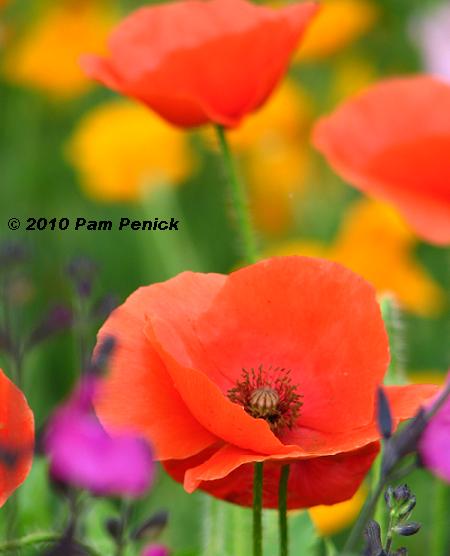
[227, 366, 303, 433]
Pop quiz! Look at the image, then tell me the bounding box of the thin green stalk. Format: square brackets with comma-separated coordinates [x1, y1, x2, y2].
[384, 511, 395, 555]
[253, 462, 264, 556]
[373, 454, 387, 538]
[278, 465, 290, 556]
[0, 533, 101, 555]
[324, 538, 338, 556]
[115, 500, 133, 556]
[215, 125, 259, 264]
[343, 481, 385, 554]
[432, 479, 449, 556]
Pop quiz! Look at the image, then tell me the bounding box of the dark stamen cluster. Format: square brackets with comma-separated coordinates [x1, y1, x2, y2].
[227, 365, 303, 433]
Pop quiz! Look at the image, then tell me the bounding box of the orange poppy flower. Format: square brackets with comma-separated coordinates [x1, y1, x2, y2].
[313, 76, 450, 245]
[81, 0, 318, 128]
[95, 257, 436, 508]
[0, 369, 34, 506]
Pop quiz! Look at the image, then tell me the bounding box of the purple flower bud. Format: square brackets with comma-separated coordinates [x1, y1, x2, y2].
[393, 522, 421, 536]
[377, 386, 393, 439]
[393, 484, 411, 503]
[91, 294, 119, 321]
[132, 511, 169, 541]
[105, 517, 122, 540]
[363, 520, 385, 556]
[28, 305, 73, 347]
[66, 257, 98, 298]
[382, 409, 428, 479]
[87, 336, 116, 375]
[419, 372, 450, 483]
[141, 544, 170, 556]
[0, 241, 28, 267]
[384, 486, 394, 509]
[44, 376, 155, 498]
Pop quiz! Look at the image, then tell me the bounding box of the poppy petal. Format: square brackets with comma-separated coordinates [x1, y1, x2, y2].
[0, 369, 34, 507]
[147, 257, 389, 435]
[313, 76, 450, 244]
[95, 284, 219, 460]
[80, 55, 123, 91]
[165, 442, 379, 508]
[385, 383, 439, 418]
[82, 0, 319, 127]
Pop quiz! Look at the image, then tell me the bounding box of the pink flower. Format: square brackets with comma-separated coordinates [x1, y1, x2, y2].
[419, 372, 450, 483]
[45, 377, 155, 497]
[141, 545, 170, 556]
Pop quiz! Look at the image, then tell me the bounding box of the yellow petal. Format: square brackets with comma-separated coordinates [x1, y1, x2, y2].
[309, 485, 367, 536]
[67, 100, 194, 202]
[4, 0, 116, 99]
[297, 0, 378, 60]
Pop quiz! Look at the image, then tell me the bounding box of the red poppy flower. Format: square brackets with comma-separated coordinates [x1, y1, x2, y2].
[94, 257, 436, 508]
[80, 0, 318, 128]
[313, 76, 450, 245]
[0, 369, 34, 506]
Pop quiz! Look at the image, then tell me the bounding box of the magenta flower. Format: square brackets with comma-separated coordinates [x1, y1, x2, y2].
[419, 372, 450, 483]
[411, 4, 450, 83]
[141, 545, 170, 556]
[44, 377, 155, 497]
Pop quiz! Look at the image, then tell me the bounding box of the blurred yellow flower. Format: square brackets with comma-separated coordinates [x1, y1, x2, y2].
[309, 486, 366, 536]
[205, 80, 313, 234]
[297, 0, 378, 60]
[270, 200, 445, 316]
[408, 370, 446, 386]
[4, 0, 116, 99]
[68, 100, 194, 202]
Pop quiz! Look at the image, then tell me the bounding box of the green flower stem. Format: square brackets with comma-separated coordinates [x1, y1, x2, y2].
[0, 533, 101, 555]
[373, 453, 387, 538]
[379, 295, 406, 386]
[432, 479, 449, 556]
[215, 125, 259, 264]
[253, 462, 264, 556]
[278, 465, 290, 556]
[324, 538, 338, 556]
[343, 480, 386, 554]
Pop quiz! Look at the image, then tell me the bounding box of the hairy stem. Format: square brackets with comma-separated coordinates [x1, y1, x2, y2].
[215, 125, 258, 264]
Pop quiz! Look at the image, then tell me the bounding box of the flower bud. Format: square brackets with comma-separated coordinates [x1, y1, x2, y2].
[377, 386, 393, 439]
[398, 495, 416, 520]
[384, 486, 394, 509]
[364, 520, 385, 556]
[393, 522, 421, 536]
[393, 484, 411, 502]
[131, 510, 169, 541]
[105, 517, 122, 540]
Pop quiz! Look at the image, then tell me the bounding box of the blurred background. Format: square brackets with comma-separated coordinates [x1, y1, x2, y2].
[0, 0, 448, 554]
